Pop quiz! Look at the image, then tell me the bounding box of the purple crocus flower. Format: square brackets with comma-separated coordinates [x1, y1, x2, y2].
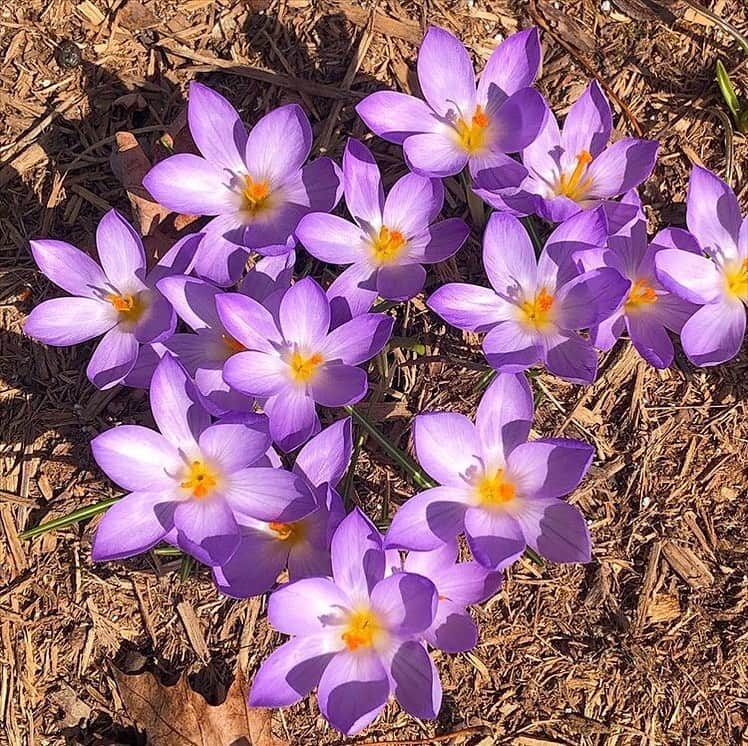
[475, 81, 658, 223]
[297, 139, 469, 303]
[90, 354, 315, 566]
[655, 165, 748, 366]
[385, 373, 593, 569]
[356, 27, 546, 178]
[214, 417, 351, 597]
[576, 190, 698, 368]
[249, 509, 442, 735]
[156, 253, 294, 413]
[399, 540, 501, 652]
[143, 82, 342, 286]
[24, 210, 198, 389]
[217, 277, 394, 451]
[428, 210, 629, 384]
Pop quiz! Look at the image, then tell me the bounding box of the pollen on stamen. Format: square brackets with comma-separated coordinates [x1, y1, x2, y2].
[221, 333, 246, 354]
[288, 350, 325, 383]
[519, 287, 555, 331]
[557, 150, 594, 201]
[241, 175, 271, 214]
[341, 609, 382, 651]
[455, 105, 490, 155]
[624, 278, 658, 311]
[371, 226, 406, 265]
[476, 469, 516, 508]
[180, 460, 218, 499]
[725, 259, 748, 302]
[106, 292, 145, 323]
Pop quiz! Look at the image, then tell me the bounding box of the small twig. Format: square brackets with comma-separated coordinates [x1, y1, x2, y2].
[352, 723, 491, 745]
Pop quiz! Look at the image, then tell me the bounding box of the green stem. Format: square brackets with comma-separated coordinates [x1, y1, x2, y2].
[19, 497, 119, 539]
[152, 546, 183, 557]
[461, 170, 485, 229]
[522, 217, 543, 253]
[179, 554, 194, 582]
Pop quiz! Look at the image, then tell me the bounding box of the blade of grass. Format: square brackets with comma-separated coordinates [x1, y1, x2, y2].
[461, 170, 485, 229]
[682, 0, 748, 56]
[19, 497, 119, 539]
[716, 60, 741, 120]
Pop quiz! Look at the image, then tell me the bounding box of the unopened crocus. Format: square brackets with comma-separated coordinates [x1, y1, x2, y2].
[655, 165, 748, 366]
[214, 417, 351, 597]
[399, 540, 502, 652]
[428, 210, 629, 383]
[297, 139, 469, 303]
[357, 27, 546, 178]
[90, 354, 315, 566]
[475, 81, 659, 223]
[249, 509, 442, 735]
[576, 190, 698, 368]
[217, 277, 393, 451]
[143, 82, 342, 286]
[24, 210, 198, 389]
[386, 373, 593, 569]
[156, 253, 295, 413]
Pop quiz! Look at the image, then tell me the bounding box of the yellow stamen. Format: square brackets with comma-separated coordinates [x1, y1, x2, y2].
[269, 520, 305, 545]
[288, 350, 325, 383]
[519, 287, 555, 330]
[221, 333, 246, 354]
[455, 105, 490, 154]
[106, 292, 145, 323]
[476, 469, 516, 508]
[725, 259, 748, 301]
[241, 175, 271, 214]
[557, 150, 594, 201]
[341, 609, 383, 651]
[624, 278, 658, 312]
[371, 226, 407, 265]
[180, 460, 218, 499]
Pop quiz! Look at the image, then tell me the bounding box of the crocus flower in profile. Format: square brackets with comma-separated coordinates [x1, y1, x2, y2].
[214, 417, 351, 597]
[655, 165, 748, 366]
[90, 354, 315, 566]
[428, 210, 629, 384]
[576, 190, 698, 368]
[249, 509, 442, 735]
[475, 81, 659, 223]
[217, 277, 393, 451]
[24, 209, 198, 389]
[385, 373, 593, 570]
[156, 253, 295, 413]
[297, 139, 469, 303]
[399, 540, 502, 652]
[143, 82, 342, 286]
[356, 27, 546, 178]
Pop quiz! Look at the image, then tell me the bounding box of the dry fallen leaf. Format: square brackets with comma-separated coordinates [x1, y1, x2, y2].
[114, 667, 287, 746]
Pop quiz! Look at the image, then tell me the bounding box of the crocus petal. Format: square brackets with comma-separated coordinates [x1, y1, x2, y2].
[464, 507, 525, 569]
[331, 508, 384, 600]
[654, 249, 723, 304]
[87, 326, 140, 389]
[193, 215, 250, 287]
[476, 372, 533, 464]
[686, 164, 741, 259]
[327, 263, 379, 328]
[626, 314, 674, 369]
[318, 650, 389, 736]
[650, 292, 698, 333]
[279, 277, 330, 347]
[435, 561, 503, 607]
[143, 154, 239, 215]
[650, 226, 702, 255]
[223, 466, 315, 522]
[245, 104, 312, 184]
[428, 283, 511, 332]
[343, 138, 384, 228]
[404, 132, 468, 179]
[389, 640, 442, 719]
[216, 292, 282, 354]
[428, 603, 478, 652]
[265, 387, 320, 452]
[520, 104, 562, 184]
[134, 292, 175, 345]
[188, 81, 248, 173]
[513, 497, 591, 563]
[29, 239, 107, 298]
[149, 354, 210, 450]
[590, 310, 625, 351]
[240, 251, 295, 303]
[477, 27, 541, 104]
[408, 218, 470, 264]
[542, 332, 598, 384]
[95, 210, 146, 290]
[294, 417, 352, 489]
[173, 497, 240, 566]
[482, 321, 542, 373]
[156, 275, 222, 331]
[586, 138, 658, 198]
[555, 268, 629, 329]
[319, 313, 393, 365]
[413, 413, 481, 487]
[680, 297, 746, 367]
[249, 634, 339, 708]
[91, 491, 174, 561]
[146, 233, 200, 287]
[491, 87, 547, 154]
[268, 577, 351, 635]
[311, 364, 368, 407]
[383, 173, 444, 237]
[376, 263, 427, 301]
[385, 487, 468, 551]
[24, 297, 114, 345]
[223, 351, 288, 398]
[508, 438, 593, 499]
[198, 419, 270, 473]
[355, 91, 438, 144]
[91, 425, 181, 492]
[560, 81, 612, 159]
[482, 212, 538, 296]
[295, 213, 365, 264]
[370, 572, 437, 635]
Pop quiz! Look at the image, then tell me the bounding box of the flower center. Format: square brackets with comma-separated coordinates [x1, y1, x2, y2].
[371, 226, 407, 265]
[519, 287, 555, 330]
[624, 278, 658, 312]
[221, 333, 247, 354]
[476, 469, 516, 508]
[180, 460, 219, 499]
[288, 350, 325, 383]
[556, 150, 594, 201]
[269, 520, 305, 545]
[724, 259, 748, 302]
[241, 175, 271, 214]
[455, 105, 490, 155]
[341, 609, 383, 651]
[107, 292, 145, 323]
